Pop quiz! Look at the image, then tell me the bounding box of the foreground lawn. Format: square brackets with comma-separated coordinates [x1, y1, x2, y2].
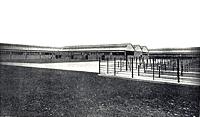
[0, 65, 199, 117]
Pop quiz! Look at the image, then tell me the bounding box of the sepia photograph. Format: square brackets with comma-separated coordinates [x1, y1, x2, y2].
[0, 0, 200, 116]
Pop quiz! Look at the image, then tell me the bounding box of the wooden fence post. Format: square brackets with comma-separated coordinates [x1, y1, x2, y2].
[159, 65, 161, 78]
[184, 60, 187, 72]
[25, 51, 28, 60]
[157, 62, 159, 70]
[136, 58, 138, 69]
[138, 65, 140, 76]
[146, 58, 148, 68]
[144, 62, 146, 73]
[107, 58, 109, 74]
[99, 57, 101, 74]
[181, 61, 183, 76]
[177, 58, 180, 83]
[153, 58, 155, 80]
[114, 58, 116, 76]
[126, 54, 128, 71]
[39, 52, 42, 59]
[132, 58, 134, 78]
[10, 51, 12, 60]
[120, 58, 122, 71]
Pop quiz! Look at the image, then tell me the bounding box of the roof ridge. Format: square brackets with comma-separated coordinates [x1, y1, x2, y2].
[63, 43, 133, 49]
[0, 43, 61, 49]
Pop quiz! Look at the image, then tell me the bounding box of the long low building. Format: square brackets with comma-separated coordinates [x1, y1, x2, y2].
[0, 43, 149, 63]
[149, 47, 200, 59]
[149, 47, 200, 72]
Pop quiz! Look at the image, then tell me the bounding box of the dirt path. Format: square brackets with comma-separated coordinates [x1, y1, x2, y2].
[0, 61, 99, 73]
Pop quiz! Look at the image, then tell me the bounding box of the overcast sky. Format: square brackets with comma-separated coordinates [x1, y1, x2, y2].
[0, 0, 200, 49]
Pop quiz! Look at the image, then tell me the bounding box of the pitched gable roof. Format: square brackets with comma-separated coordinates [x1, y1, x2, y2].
[63, 43, 136, 52]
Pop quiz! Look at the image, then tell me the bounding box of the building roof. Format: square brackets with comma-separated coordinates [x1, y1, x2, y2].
[149, 47, 200, 58]
[0, 43, 145, 52]
[0, 43, 63, 51]
[150, 47, 200, 54]
[63, 43, 142, 52]
[140, 46, 149, 53]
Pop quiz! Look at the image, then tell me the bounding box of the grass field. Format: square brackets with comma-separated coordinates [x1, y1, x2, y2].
[0, 65, 199, 117]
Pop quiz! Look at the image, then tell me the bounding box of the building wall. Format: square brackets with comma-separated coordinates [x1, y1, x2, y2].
[0, 49, 147, 63]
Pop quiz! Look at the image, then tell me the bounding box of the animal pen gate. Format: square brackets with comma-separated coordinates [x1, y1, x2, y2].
[99, 57, 200, 84]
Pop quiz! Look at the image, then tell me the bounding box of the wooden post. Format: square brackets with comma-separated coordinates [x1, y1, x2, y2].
[142, 57, 144, 67]
[184, 60, 187, 72]
[131, 58, 134, 78]
[150, 58, 152, 70]
[181, 62, 183, 76]
[25, 52, 27, 60]
[129, 58, 131, 71]
[187, 59, 189, 72]
[157, 62, 159, 70]
[9, 51, 12, 60]
[118, 61, 119, 67]
[146, 58, 148, 68]
[150, 58, 151, 64]
[177, 58, 180, 83]
[120, 58, 122, 71]
[159, 65, 161, 78]
[188, 61, 190, 71]
[39, 52, 42, 59]
[51, 52, 54, 59]
[99, 57, 101, 74]
[107, 58, 109, 74]
[153, 58, 155, 80]
[136, 57, 138, 69]
[144, 62, 146, 73]
[114, 58, 116, 76]
[126, 54, 128, 71]
[138, 65, 140, 76]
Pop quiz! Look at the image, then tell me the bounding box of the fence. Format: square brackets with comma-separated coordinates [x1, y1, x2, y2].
[99, 57, 200, 84]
